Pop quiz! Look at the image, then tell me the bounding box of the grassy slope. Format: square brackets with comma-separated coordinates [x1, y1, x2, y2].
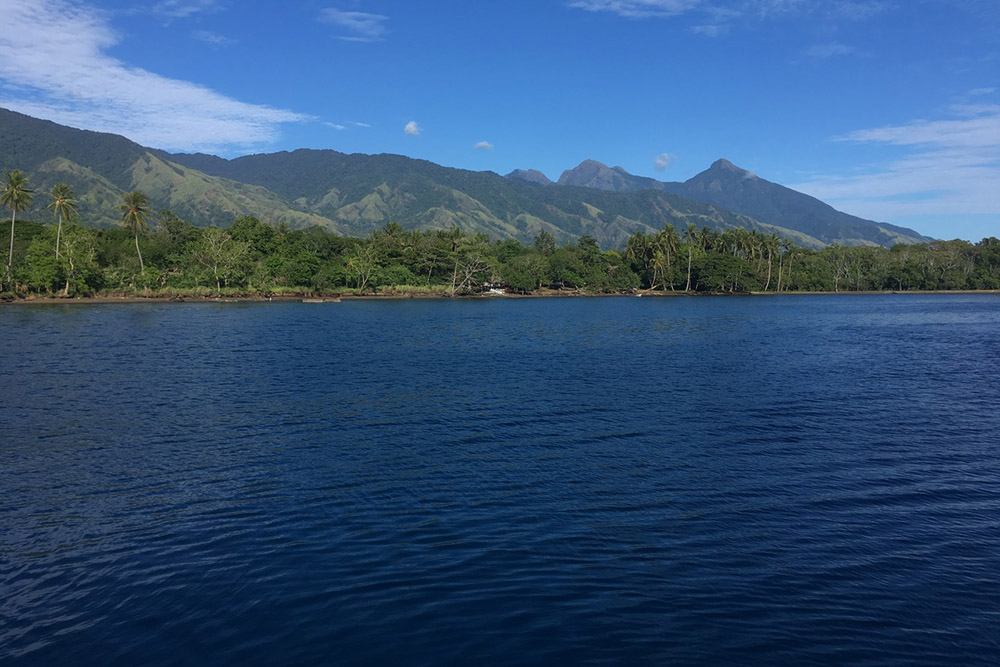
[3, 108, 827, 249]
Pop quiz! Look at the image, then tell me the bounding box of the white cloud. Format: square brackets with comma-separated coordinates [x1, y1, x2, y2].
[654, 152, 675, 170]
[404, 120, 421, 136]
[567, 0, 702, 18]
[690, 23, 727, 36]
[568, 0, 889, 30]
[803, 41, 856, 58]
[325, 120, 372, 131]
[191, 29, 233, 46]
[0, 0, 306, 154]
[319, 8, 389, 42]
[792, 105, 1000, 223]
[474, 140, 494, 151]
[153, 0, 221, 19]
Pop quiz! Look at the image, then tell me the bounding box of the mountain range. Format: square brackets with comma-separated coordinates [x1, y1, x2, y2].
[549, 158, 927, 247]
[0, 108, 930, 249]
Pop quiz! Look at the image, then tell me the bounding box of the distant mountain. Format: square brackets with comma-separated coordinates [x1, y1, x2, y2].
[1, 107, 920, 249]
[552, 158, 930, 247]
[0, 109, 335, 231]
[165, 147, 810, 248]
[558, 160, 662, 192]
[505, 169, 552, 186]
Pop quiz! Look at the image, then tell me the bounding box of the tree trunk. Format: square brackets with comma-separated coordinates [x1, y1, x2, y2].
[666, 247, 674, 291]
[55, 216, 62, 259]
[685, 247, 693, 292]
[134, 231, 144, 273]
[6, 210, 15, 283]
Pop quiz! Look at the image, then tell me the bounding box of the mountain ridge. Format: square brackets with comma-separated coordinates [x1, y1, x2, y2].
[1, 107, 926, 248]
[550, 157, 930, 247]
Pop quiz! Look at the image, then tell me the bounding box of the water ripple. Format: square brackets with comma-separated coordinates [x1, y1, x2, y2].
[2, 296, 1000, 665]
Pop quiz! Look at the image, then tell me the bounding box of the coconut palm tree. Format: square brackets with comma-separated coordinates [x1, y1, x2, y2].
[47, 183, 77, 260]
[2, 170, 34, 284]
[683, 223, 697, 292]
[781, 238, 795, 292]
[652, 224, 678, 290]
[118, 190, 150, 273]
[763, 233, 779, 291]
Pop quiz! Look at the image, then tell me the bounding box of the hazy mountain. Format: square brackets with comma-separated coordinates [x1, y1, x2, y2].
[664, 159, 931, 247]
[505, 169, 552, 186]
[558, 160, 662, 192]
[165, 147, 815, 247]
[3, 107, 879, 249]
[552, 158, 930, 247]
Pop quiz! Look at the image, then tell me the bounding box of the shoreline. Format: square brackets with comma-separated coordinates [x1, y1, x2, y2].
[3, 289, 1000, 305]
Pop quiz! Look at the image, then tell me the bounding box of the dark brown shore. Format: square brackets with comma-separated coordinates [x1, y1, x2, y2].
[4, 289, 1000, 305]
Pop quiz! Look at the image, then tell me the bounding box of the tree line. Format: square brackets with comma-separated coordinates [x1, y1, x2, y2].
[2, 171, 999, 297]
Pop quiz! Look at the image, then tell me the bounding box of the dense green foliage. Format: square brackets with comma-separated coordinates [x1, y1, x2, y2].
[1, 194, 997, 298]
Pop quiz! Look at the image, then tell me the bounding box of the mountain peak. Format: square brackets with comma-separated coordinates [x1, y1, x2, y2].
[506, 168, 552, 186]
[709, 158, 756, 179]
[558, 159, 635, 190]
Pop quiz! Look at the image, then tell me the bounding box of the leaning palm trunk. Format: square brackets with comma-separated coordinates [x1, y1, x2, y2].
[55, 217, 62, 259]
[134, 231, 144, 273]
[685, 247, 693, 292]
[6, 210, 14, 283]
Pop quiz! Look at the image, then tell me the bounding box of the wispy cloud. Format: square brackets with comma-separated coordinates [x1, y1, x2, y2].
[568, 0, 890, 31]
[690, 23, 728, 36]
[153, 0, 222, 19]
[474, 140, 494, 151]
[325, 120, 371, 131]
[803, 41, 856, 58]
[191, 29, 233, 46]
[404, 120, 421, 136]
[568, 0, 702, 19]
[792, 104, 1000, 222]
[654, 152, 675, 170]
[0, 0, 307, 154]
[319, 8, 389, 42]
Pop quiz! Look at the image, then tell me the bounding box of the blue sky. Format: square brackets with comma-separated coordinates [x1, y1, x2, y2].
[0, 0, 997, 240]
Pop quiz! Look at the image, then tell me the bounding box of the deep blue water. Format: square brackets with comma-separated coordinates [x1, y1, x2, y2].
[2, 295, 1000, 665]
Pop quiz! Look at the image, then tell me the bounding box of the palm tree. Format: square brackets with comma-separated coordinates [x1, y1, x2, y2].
[763, 234, 779, 291]
[47, 183, 77, 260]
[653, 224, 678, 290]
[118, 190, 150, 273]
[625, 231, 653, 287]
[682, 223, 697, 292]
[2, 170, 34, 284]
[781, 238, 795, 292]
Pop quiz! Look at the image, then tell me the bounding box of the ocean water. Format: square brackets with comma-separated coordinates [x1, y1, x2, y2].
[2, 295, 999, 665]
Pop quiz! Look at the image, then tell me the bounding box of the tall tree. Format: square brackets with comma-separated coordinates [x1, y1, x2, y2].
[763, 234, 779, 291]
[652, 224, 678, 290]
[47, 183, 77, 260]
[683, 223, 697, 292]
[118, 190, 151, 273]
[2, 170, 34, 284]
[781, 238, 795, 292]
